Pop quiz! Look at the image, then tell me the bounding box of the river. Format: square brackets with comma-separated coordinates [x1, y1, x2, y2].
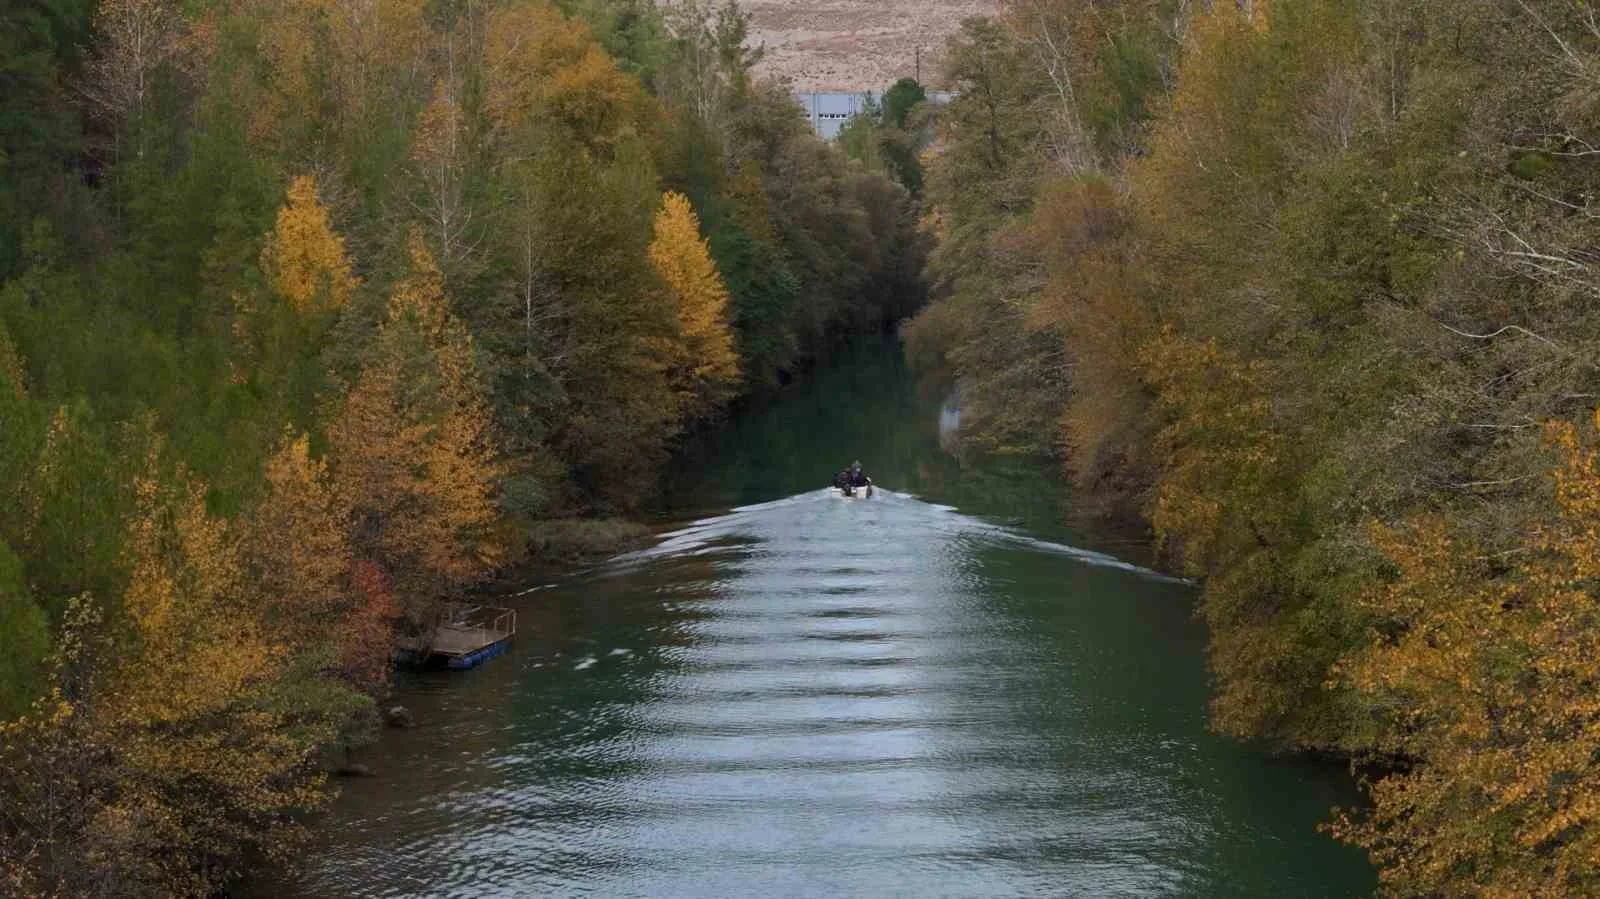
[275, 340, 1375, 897]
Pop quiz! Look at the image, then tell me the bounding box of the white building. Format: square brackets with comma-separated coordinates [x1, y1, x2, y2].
[798, 92, 873, 141]
[798, 91, 956, 140]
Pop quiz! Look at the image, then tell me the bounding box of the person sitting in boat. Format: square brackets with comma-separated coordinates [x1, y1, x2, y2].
[847, 461, 871, 489]
[833, 468, 854, 492]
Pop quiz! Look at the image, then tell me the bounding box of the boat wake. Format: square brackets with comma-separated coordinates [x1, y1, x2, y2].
[609, 489, 1183, 584]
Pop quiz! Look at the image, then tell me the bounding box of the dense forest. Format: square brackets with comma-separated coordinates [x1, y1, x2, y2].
[11, 0, 1600, 893]
[909, 0, 1600, 894]
[0, 0, 923, 892]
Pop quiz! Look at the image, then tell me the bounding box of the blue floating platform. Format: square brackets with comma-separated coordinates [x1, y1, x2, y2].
[447, 637, 513, 670]
[394, 604, 518, 672]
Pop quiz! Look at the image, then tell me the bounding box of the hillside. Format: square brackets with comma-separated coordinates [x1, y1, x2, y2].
[742, 0, 998, 92]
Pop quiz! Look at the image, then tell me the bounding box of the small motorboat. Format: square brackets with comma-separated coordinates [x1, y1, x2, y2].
[837, 483, 874, 499]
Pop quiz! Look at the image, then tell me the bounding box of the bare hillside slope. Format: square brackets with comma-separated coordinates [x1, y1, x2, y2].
[741, 0, 998, 92]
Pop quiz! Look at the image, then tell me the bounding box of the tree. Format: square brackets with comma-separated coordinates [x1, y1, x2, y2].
[904, 16, 1060, 455]
[79, 0, 186, 160]
[0, 0, 90, 280]
[0, 459, 363, 896]
[649, 191, 740, 418]
[559, 0, 672, 83]
[0, 543, 48, 721]
[1336, 411, 1600, 897]
[410, 78, 479, 282]
[659, 0, 762, 130]
[329, 232, 505, 637]
[483, 2, 653, 153]
[882, 77, 926, 130]
[259, 174, 359, 313]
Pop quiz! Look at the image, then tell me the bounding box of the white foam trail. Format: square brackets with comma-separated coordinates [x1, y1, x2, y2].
[603, 489, 1184, 584]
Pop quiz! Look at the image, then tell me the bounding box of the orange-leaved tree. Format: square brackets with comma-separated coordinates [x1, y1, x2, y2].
[0, 450, 361, 895]
[1335, 409, 1600, 898]
[243, 430, 399, 692]
[483, 2, 651, 152]
[329, 231, 505, 639]
[648, 191, 740, 419]
[260, 175, 359, 313]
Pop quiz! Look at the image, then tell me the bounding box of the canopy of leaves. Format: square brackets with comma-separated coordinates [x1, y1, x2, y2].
[0, 0, 926, 890]
[912, 0, 1600, 890]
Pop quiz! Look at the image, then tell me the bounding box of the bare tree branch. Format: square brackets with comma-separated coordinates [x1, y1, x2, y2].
[1436, 321, 1563, 350]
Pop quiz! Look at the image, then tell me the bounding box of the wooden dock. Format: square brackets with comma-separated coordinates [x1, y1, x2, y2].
[396, 603, 517, 670]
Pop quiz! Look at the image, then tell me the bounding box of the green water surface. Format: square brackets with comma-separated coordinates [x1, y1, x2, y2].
[279, 340, 1375, 898]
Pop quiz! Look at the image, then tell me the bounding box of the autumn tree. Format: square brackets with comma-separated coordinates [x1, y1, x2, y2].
[1335, 411, 1600, 897]
[0, 457, 362, 896]
[329, 232, 505, 637]
[1028, 176, 1153, 519]
[243, 430, 401, 691]
[484, 2, 653, 152]
[259, 174, 359, 313]
[232, 174, 362, 481]
[649, 191, 740, 418]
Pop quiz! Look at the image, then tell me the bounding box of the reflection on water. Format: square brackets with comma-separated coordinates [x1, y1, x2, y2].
[274, 341, 1373, 898]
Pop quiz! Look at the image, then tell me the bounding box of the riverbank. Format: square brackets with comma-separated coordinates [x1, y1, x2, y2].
[905, 4, 1600, 891]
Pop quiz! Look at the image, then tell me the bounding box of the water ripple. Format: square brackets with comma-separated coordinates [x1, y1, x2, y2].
[275, 489, 1369, 899]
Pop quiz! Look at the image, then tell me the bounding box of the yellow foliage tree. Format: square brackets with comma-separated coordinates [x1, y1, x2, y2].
[245, 431, 400, 691]
[260, 175, 359, 312]
[97, 464, 344, 892]
[329, 232, 505, 637]
[482, 3, 648, 150]
[648, 191, 740, 418]
[0, 456, 359, 894]
[245, 434, 347, 639]
[1335, 410, 1600, 897]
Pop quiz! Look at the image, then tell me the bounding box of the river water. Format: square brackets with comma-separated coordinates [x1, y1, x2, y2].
[278, 341, 1375, 897]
